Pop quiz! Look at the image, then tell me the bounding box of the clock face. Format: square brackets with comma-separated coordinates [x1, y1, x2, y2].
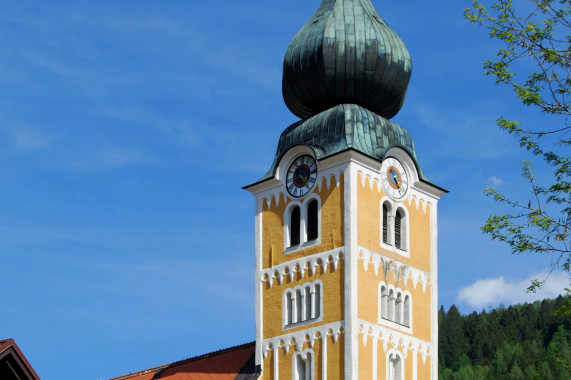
[286, 155, 318, 198]
[381, 157, 408, 199]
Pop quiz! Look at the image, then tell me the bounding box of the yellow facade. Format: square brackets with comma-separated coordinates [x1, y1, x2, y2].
[357, 173, 432, 272]
[250, 155, 440, 379]
[261, 175, 345, 269]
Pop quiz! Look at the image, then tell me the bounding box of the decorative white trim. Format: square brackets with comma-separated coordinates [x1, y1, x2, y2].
[358, 320, 432, 363]
[262, 321, 345, 359]
[345, 160, 359, 379]
[257, 170, 343, 214]
[254, 197, 264, 367]
[260, 248, 344, 288]
[430, 194, 440, 379]
[372, 336, 378, 380]
[322, 333, 327, 380]
[358, 247, 431, 292]
[273, 346, 279, 379]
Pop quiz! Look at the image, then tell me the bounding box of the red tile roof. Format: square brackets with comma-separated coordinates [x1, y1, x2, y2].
[0, 338, 41, 380]
[109, 342, 259, 380]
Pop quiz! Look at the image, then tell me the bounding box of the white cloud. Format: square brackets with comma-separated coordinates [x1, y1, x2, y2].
[457, 271, 569, 309]
[5, 124, 55, 149]
[488, 175, 503, 186]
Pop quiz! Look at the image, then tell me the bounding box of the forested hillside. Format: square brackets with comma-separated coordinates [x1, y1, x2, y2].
[438, 296, 570, 379]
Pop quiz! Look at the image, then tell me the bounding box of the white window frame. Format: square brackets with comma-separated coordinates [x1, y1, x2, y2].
[283, 280, 324, 329]
[284, 195, 322, 253]
[293, 348, 314, 380]
[386, 349, 404, 380]
[380, 197, 410, 258]
[378, 282, 413, 333]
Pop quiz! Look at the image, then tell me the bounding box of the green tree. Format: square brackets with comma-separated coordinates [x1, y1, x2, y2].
[442, 305, 469, 371]
[464, 0, 571, 291]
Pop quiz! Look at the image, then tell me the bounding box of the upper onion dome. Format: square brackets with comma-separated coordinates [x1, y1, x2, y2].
[282, 0, 412, 120]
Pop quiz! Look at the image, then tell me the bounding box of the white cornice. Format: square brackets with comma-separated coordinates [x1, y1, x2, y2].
[262, 321, 345, 358]
[358, 320, 432, 363]
[357, 247, 431, 293]
[260, 248, 344, 288]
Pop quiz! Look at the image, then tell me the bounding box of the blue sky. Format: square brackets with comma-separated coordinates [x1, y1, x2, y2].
[1, 1, 568, 379]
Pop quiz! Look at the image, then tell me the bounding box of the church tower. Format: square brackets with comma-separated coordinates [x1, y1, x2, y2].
[244, 1, 446, 379]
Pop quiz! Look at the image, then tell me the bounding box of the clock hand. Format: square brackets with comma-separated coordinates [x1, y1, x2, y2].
[392, 173, 401, 189]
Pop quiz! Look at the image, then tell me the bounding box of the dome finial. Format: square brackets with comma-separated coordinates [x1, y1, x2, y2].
[282, 0, 412, 120]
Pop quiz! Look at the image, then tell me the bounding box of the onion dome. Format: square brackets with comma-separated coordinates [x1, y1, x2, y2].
[282, 0, 412, 120]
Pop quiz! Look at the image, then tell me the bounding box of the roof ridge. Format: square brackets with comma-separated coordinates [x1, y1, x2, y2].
[164, 341, 255, 369]
[108, 341, 256, 380]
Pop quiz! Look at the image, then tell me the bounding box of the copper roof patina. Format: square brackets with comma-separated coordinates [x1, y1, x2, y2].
[282, 0, 412, 120]
[260, 103, 428, 182]
[248, 0, 437, 188]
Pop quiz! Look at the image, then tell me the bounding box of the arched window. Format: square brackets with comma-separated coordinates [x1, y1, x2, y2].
[294, 289, 302, 323]
[285, 291, 293, 325]
[395, 292, 403, 324]
[290, 206, 301, 247]
[380, 283, 412, 328]
[310, 283, 320, 319]
[306, 199, 318, 241]
[284, 281, 323, 328]
[394, 208, 404, 250]
[388, 289, 395, 321]
[381, 201, 408, 254]
[294, 351, 313, 380]
[382, 202, 390, 245]
[380, 285, 388, 319]
[285, 197, 320, 251]
[303, 286, 311, 321]
[388, 352, 403, 380]
[404, 295, 411, 327]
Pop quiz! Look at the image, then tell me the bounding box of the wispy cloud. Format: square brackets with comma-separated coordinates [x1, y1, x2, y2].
[488, 175, 503, 186]
[4, 124, 55, 149]
[457, 271, 569, 309]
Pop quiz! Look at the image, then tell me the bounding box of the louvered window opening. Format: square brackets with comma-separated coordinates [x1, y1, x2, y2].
[290, 206, 301, 246]
[382, 203, 389, 244]
[307, 199, 318, 241]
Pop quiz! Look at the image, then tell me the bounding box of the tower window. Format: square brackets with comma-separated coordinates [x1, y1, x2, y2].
[388, 351, 403, 380]
[380, 285, 388, 319]
[380, 200, 408, 254]
[395, 208, 406, 250]
[290, 206, 301, 246]
[306, 199, 318, 241]
[403, 295, 411, 327]
[388, 289, 395, 321]
[285, 196, 321, 250]
[379, 282, 412, 328]
[293, 350, 313, 380]
[395, 292, 403, 324]
[382, 202, 390, 245]
[283, 281, 322, 328]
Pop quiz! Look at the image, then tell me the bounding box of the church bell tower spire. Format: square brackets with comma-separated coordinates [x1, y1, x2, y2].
[245, 1, 446, 379]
